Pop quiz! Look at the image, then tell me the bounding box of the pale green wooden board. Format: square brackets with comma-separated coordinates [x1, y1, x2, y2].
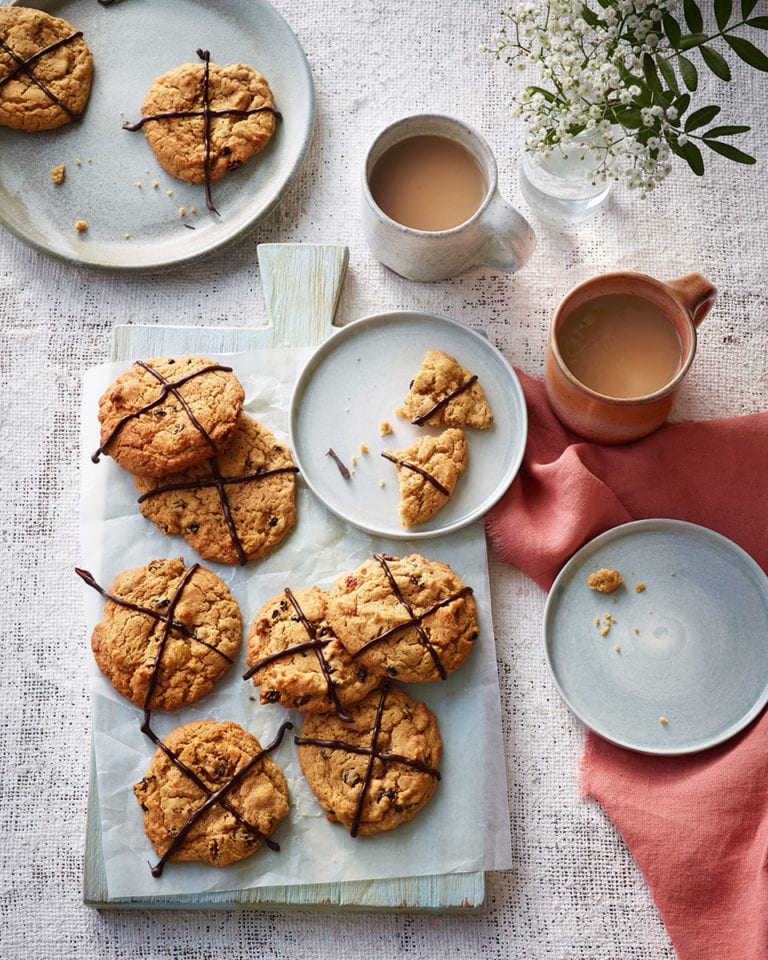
[83, 243, 487, 911]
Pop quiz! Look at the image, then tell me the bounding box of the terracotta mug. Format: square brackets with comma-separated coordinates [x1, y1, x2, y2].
[544, 271, 717, 444]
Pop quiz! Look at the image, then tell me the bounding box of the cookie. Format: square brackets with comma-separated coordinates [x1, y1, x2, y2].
[327, 553, 477, 683]
[124, 49, 277, 187]
[0, 7, 93, 131]
[134, 414, 298, 566]
[94, 355, 245, 478]
[134, 719, 290, 874]
[382, 428, 467, 527]
[244, 586, 381, 717]
[396, 349, 493, 429]
[79, 558, 242, 711]
[295, 682, 441, 836]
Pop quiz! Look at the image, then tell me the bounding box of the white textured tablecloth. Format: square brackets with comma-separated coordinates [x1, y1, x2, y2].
[1, 1, 766, 957]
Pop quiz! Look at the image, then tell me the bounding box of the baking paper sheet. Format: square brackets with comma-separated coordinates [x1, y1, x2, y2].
[79, 349, 512, 900]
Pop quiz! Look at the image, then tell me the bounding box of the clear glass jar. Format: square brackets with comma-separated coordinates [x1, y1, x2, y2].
[519, 142, 612, 226]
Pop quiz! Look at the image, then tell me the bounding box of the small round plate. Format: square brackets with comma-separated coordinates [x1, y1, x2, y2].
[0, 0, 314, 270]
[290, 311, 527, 539]
[544, 519, 768, 755]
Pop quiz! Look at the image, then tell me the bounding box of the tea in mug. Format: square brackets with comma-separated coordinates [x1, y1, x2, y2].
[368, 134, 487, 232]
[557, 293, 683, 399]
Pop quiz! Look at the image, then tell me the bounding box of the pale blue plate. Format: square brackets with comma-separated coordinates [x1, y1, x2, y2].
[544, 519, 768, 755]
[290, 311, 528, 539]
[1, 0, 314, 269]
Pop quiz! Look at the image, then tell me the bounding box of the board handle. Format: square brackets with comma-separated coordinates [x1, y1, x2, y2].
[258, 243, 349, 348]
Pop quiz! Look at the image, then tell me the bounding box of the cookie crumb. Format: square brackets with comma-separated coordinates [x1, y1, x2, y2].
[379, 420, 393, 437]
[75, 158, 82, 166]
[659, 716, 668, 725]
[74, 220, 88, 233]
[587, 568, 624, 593]
[51, 164, 66, 185]
[378, 479, 386, 488]
[635, 582, 646, 593]
[123, 233, 131, 239]
[152, 179, 159, 189]
[179, 207, 186, 217]
[613, 644, 621, 653]
[359, 442, 369, 454]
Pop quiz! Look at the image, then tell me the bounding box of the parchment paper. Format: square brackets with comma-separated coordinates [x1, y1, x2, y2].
[79, 348, 512, 900]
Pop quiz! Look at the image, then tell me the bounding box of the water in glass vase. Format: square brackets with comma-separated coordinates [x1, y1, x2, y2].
[520, 143, 611, 226]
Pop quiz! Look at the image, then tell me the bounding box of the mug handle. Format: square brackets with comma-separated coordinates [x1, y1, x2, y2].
[476, 194, 537, 273]
[665, 273, 717, 328]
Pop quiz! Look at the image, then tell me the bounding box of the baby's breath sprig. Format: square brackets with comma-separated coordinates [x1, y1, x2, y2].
[484, 0, 768, 195]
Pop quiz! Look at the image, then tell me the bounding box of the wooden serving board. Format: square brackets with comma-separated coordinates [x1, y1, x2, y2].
[82, 243, 489, 912]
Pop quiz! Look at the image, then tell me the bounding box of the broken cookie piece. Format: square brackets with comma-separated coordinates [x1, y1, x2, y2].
[396, 349, 493, 429]
[382, 428, 467, 527]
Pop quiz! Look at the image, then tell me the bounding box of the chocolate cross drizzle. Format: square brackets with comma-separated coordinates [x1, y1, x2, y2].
[75, 563, 234, 713]
[411, 374, 478, 426]
[91, 359, 234, 465]
[137, 456, 299, 567]
[294, 681, 440, 838]
[76, 562, 290, 876]
[350, 554, 473, 681]
[141, 718, 292, 877]
[122, 48, 281, 216]
[0, 30, 85, 122]
[380, 451, 450, 496]
[243, 588, 353, 722]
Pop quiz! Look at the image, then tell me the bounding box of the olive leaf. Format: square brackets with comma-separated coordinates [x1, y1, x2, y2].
[678, 53, 699, 90]
[700, 45, 731, 81]
[715, 0, 733, 32]
[685, 105, 721, 131]
[702, 140, 756, 164]
[742, 0, 760, 18]
[683, 0, 704, 33]
[724, 35, 768, 71]
[669, 137, 705, 176]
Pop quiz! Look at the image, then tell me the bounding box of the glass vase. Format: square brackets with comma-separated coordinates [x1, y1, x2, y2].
[519, 142, 612, 226]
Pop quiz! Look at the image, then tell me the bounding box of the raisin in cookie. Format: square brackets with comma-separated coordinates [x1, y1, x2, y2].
[134, 719, 289, 873]
[125, 52, 277, 185]
[244, 586, 381, 716]
[94, 355, 245, 478]
[295, 682, 441, 836]
[0, 7, 93, 131]
[134, 414, 298, 566]
[81, 557, 241, 711]
[382, 428, 467, 527]
[396, 349, 493, 429]
[326, 553, 477, 683]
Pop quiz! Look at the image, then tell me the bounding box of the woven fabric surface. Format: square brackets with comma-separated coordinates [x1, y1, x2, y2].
[1, 1, 766, 958]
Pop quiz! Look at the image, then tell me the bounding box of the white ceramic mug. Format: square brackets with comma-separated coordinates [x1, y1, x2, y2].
[362, 114, 536, 282]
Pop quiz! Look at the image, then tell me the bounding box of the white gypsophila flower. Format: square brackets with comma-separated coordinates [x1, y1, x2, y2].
[490, 0, 693, 194]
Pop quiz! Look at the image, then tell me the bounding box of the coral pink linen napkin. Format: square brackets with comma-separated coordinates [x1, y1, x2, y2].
[486, 370, 768, 960]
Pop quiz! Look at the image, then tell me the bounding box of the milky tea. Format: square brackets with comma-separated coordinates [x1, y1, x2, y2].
[368, 134, 487, 232]
[556, 293, 683, 399]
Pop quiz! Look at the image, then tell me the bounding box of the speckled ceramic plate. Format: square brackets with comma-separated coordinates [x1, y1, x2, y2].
[289, 311, 527, 539]
[0, 0, 314, 270]
[544, 519, 768, 755]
